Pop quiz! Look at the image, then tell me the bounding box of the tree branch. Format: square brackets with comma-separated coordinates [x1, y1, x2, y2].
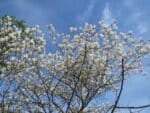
[111, 59, 125, 113]
[116, 104, 150, 109]
[65, 44, 87, 113]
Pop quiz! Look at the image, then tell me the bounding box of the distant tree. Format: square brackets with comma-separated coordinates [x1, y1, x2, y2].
[0, 16, 150, 113]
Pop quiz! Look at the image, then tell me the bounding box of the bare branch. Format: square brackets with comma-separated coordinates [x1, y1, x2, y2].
[116, 104, 150, 109]
[111, 59, 125, 113]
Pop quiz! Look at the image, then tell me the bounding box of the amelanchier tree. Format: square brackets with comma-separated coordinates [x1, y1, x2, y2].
[0, 16, 45, 113]
[0, 16, 150, 113]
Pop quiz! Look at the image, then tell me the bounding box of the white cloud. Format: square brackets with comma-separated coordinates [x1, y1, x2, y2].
[14, 0, 43, 16]
[127, 12, 147, 35]
[123, 0, 135, 8]
[13, 0, 51, 26]
[122, 0, 148, 35]
[137, 23, 148, 35]
[77, 0, 96, 24]
[102, 3, 113, 25]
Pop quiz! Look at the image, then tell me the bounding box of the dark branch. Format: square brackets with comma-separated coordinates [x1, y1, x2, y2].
[111, 59, 125, 113]
[65, 44, 87, 113]
[116, 104, 150, 109]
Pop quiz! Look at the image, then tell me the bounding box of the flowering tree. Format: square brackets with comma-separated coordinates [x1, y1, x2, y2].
[0, 16, 150, 113]
[0, 16, 45, 112]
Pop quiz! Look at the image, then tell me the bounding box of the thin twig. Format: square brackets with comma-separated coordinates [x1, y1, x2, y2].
[116, 104, 150, 109]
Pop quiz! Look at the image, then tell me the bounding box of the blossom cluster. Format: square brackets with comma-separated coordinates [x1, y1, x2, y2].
[47, 20, 150, 86]
[0, 16, 45, 77]
[41, 20, 150, 112]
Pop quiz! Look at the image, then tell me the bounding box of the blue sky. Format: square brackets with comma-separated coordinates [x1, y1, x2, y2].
[0, 0, 150, 112]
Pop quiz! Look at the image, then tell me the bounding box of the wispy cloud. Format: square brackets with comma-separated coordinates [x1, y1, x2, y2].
[102, 3, 113, 25]
[123, 0, 148, 35]
[77, 0, 97, 24]
[137, 23, 148, 35]
[13, 0, 43, 16]
[13, 0, 52, 27]
[123, 0, 134, 8]
[129, 12, 147, 35]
